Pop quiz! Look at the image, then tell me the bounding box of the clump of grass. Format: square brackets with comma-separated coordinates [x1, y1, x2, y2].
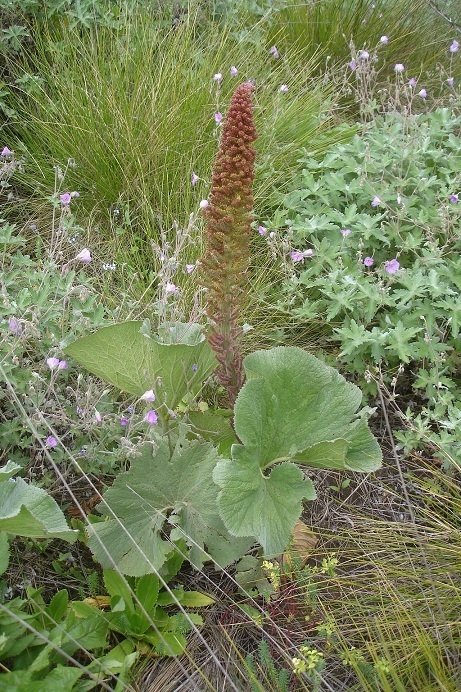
[4, 3, 347, 289]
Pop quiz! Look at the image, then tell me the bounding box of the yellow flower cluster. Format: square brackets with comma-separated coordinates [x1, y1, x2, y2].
[291, 646, 324, 675]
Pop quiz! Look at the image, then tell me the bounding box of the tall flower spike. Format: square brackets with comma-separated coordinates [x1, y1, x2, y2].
[200, 82, 257, 405]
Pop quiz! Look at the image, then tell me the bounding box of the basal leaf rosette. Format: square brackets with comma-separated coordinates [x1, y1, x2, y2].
[213, 347, 382, 555]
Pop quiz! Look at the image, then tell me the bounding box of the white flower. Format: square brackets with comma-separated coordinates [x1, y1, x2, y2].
[140, 389, 156, 402]
[74, 248, 91, 264]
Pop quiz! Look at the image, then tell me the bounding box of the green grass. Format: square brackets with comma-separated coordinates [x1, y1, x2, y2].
[263, 0, 459, 78]
[4, 3, 349, 291]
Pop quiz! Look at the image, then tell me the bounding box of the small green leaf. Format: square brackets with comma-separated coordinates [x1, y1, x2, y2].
[135, 573, 160, 614]
[175, 591, 215, 608]
[103, 570, 134, 612]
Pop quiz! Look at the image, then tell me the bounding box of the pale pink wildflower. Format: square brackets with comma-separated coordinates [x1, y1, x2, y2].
[141, 389, 156, 402]
[384, 258, 400, 274]
[59, 192, 72, 205]
[144, 410, 158, 425]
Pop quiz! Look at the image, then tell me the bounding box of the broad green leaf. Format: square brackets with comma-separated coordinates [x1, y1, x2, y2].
[65, 321, 216, 410]
[214, 449, 316, 556]
[215, 347, 381, 555]
[235, 347, 364, 468]
[87, 435, 252, 576]
[0, 464, 77, 543]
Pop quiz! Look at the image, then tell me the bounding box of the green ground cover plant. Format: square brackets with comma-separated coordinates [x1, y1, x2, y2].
[269, 107, 461, 469]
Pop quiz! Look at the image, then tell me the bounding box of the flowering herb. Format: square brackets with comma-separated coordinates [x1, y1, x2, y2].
[199, 82, 257, 405]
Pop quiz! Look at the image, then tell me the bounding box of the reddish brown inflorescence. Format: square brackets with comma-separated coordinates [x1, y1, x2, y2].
[200, 82, 257, 406]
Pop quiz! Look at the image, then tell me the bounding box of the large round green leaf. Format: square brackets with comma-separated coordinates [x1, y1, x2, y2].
[65, 321, 216, 410]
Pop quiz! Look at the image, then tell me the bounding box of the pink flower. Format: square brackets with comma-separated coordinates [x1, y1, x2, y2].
[363, 256, 374, 267]
[340, 228, 351, 237]
[144, 409, 158, 425]
[450, 40, 459, 53]
[199, 199, 209, 210]
[141, 389, 156, 402]
[57, 360, 68, 370]
[258, 225, 267, 236]
[408, 77, 417, 88]
[120, 417, 129, 427]
[371, 195, 382, 207]
[447, 77, 455, 87]
[394, 63, 405, 73]
[191, 172, 199, 186]
[165, 282, 179, 295]
[380, 35, 389, 45]
[59, 192, 72, 205]
[46, 357, 61, 370]
[213, 73, 223, 83]
[94, 410, 102, 423]
[8, 316, 22, 334]
[269, 45, 279, 59]
[230, 66, 238, 77]
[279, 84, 289, 93]
[417, 88, 427, 99]
[348, 59, 357, 71]
[185, 263, 196, 273]
[384, 258, 400, 274]
[45, 435, 58, 448]
[358, 50, 369, 60]
[1, 146, 12, 157]
[214, 112, 223, 124]
[75, 248, 91, 264]
[449, 193, 459, 204]
[290, 250, 305, 262]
